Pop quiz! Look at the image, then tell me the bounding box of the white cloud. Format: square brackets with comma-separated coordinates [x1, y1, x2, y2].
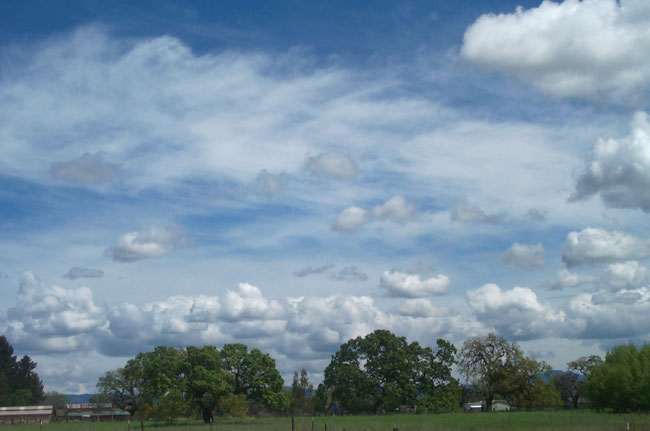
[569, 287, 650, 339]
[547, 261, 649, 291]
[331, 195, 418, 232]
[601, 261, 650, 290]
[50, 152, 120, 185]
[63, 266, 104, 280]
[255, 170, 288, 197]
[369, 195, 418, 224]
[450, 200, 502, 224]
[106, 226, 188, 262]
[461, 0, 650, 102]
[380, 270, 450, 298]
[304, 151, 357, 179]
[5, 272, 106, 353]
[500, 242, 545, 270]
[331, 206, 369, 232]
[548, 268, 598, 290]
[570, 112, 650, 211]
[217, 283, 285, 322]
[394, 298, 449, 318]
[562, 227, 650, 267]
[466, 283, 567, 340]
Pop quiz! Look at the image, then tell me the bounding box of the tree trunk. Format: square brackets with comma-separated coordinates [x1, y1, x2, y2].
[485, 394, 494, 412]
[572, 393, 579, 409]
[202, 408, 213, 424]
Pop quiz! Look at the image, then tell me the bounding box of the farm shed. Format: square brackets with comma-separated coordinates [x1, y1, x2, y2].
[463, 400, 510, 412]
[64, 403, 129, 422]
[0, 406, 53, 424]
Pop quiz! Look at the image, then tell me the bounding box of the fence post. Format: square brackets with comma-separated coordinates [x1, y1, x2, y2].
[210, 417, 214, 431]
[40, 418, 43, 431]
[292, 416, 295, 431]
[311, 418, 314, 431]
[128, 419, 130, 431]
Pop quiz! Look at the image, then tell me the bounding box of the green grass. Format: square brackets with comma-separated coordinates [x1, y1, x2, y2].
[5, 411, 650, 431]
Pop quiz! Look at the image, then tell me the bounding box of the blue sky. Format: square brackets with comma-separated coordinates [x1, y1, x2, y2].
[2, 0, 650, 393]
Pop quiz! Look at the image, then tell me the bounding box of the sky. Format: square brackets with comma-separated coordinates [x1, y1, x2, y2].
[1, 0, 650, 394]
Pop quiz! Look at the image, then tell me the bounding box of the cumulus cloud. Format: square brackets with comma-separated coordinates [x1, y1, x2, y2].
[217, 283, 285, 322]
[293, 264, 334, 278]
[5, 272, 106, 353]
[106, 226, 188, 262]
[562, 227, 650, 267]
[601, 261, 650, 290]
[380, 270, 450, 298]
[570, 112, 650, 211]
[569, 287, 650, 340]
[50, 152, 120, 185]
[461, 0, 650, 102]
[394, 298, 449, 318]
[547, 269, 598, 290]
[546, 261, 649, 291]
[467, 283, 567, 340]
[330, 266, 368, 282]
[63, 266, 104, 280]
[304, 151, 357, 179]
[450, 200, 502, 224]
[500, 242, 545, 270]
[370, 195, 418, 224]
[331, 195, 417, 232]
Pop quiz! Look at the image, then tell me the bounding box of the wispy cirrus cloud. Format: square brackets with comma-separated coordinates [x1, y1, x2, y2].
[50, 152, 120, 185]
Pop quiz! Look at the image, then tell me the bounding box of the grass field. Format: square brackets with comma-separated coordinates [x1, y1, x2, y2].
[4, 411, 650, 431]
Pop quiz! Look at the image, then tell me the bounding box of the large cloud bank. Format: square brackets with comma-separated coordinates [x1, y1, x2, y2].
[461, 0, 650, 102]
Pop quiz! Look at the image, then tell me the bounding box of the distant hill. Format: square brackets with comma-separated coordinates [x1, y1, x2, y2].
[64, 394, 94, 404]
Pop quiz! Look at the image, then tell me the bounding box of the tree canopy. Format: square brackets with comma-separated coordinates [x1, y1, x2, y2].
[583, 344, 650, 412]
[96, 343, 285, 423]
[0, 335, 44, 406]
[322, 329, 458, 414]
[458, 333, 561, 411]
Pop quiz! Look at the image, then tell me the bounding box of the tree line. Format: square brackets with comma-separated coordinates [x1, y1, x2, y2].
[2, 331, 650, 416]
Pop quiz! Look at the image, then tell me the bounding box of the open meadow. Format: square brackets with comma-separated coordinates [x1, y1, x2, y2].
[4, 412, 650, 431]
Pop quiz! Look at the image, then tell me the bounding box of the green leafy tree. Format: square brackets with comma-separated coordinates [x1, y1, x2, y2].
[552, 372, 580, 408]
[505, 357, 561, 410]
[221, 343, 284, 412]
[458, 333, 522, 412]
[583, 344, 650, 412]
[291, 369, 314, 415]
[415, 339, 460, 413]
[323, 329, 458, 413]
[96, 361, 146, 430]
[218, 393, 248, 418]
[138, 346, 190, 421]
[43, 391, 69, 409]
[185, 345, 232, 423]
